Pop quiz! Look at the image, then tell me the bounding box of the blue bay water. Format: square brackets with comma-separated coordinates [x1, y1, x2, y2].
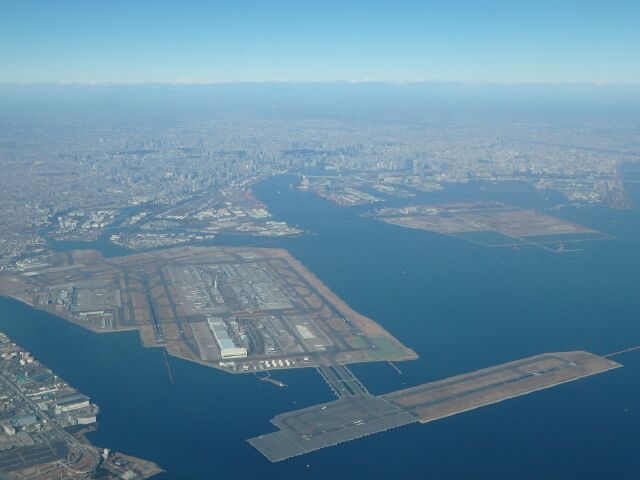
[0, 176, 639, 479]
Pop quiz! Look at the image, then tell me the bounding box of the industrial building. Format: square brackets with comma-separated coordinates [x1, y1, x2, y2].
[207, 317, 247, 358]
[54, 393, 91, 414]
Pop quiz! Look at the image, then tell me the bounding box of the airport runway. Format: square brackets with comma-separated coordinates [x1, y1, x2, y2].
[249, 351, 621, 462]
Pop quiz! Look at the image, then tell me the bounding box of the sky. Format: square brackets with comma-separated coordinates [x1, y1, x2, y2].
[0, 0, 639, 85]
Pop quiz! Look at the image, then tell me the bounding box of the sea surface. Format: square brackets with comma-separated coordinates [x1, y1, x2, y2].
[1, 176, 639, 479]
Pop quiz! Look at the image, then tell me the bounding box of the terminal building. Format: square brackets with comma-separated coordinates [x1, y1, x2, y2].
[207, 317, 248, 359]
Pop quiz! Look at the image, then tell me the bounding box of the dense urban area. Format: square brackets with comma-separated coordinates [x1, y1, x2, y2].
[0, 115, 638, 271]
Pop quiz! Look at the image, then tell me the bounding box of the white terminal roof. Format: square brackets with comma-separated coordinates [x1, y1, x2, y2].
[207, 318, 247, 358]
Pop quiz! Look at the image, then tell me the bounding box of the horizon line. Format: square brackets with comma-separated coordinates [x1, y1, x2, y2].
[1, 79, 640, 88]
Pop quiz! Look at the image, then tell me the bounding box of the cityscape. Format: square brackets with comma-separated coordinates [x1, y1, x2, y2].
[1, 115, 637, 272]
[2, 0, 640, 478]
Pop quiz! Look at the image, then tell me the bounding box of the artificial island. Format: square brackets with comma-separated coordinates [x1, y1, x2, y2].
[0, 246, 417, 373]
[366, 201, 614, 253]
[0, 245, 625, 467]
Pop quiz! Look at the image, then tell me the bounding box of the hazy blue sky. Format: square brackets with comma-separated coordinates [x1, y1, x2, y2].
[1, 0, 639, 84]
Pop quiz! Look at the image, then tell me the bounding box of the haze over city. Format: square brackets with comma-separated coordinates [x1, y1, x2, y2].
[0, 1, 639, 479]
